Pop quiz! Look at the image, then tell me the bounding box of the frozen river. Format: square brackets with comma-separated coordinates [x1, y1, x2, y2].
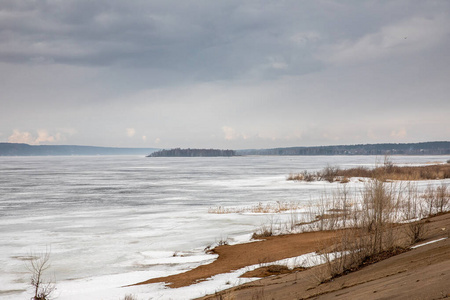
[0, 155, 448, 299]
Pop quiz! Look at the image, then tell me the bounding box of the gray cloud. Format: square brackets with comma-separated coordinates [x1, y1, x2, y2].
[3, 1, 448, 80]
[0, 0, 449, 148]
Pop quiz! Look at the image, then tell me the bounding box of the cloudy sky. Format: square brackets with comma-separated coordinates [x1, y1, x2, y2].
[1, 0, 449, 149]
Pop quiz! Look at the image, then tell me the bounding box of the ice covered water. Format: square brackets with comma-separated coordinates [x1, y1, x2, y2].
[0, 155, 447, 299]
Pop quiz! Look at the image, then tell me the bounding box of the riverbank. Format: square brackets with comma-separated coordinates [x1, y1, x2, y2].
[198, 212, 450, 300]
[133, 212, 450, 299]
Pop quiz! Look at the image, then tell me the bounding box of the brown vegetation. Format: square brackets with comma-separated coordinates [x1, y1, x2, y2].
[208, 201, 302, 214]
[136, 180, 449, 293]
[198, 212, 450, 300]
[247, 179, 449, 294]
[28, 250, 55, 300]
[288, 162, 450, 182]
[135, 157, 449, 299]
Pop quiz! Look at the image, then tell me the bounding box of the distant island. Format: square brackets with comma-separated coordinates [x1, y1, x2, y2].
[148, 148, 237, 157]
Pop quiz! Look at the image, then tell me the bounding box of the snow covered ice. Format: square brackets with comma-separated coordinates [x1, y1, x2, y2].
[0, 155, 447, 299]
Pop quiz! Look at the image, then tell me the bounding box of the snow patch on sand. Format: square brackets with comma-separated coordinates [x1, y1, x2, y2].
[411, 237, 448, 249]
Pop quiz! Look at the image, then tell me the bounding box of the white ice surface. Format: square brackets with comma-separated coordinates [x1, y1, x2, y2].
[43, 251, 328, 300]
[1, 155, 448, 300]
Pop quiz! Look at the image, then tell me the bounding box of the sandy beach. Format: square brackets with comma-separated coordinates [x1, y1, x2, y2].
[135, 212, 450, 300]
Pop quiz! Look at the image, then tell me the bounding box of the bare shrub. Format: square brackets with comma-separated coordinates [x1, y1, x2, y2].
[217, 237, 229, 246]
[406, 221, 426, 244]
[315, 194, 332, 231]
[424, 184, 436, 216]
[252, 225, 273, 239]
[400, 182, 428, 243]
[252, 216, 277, 239]
[435, 183, 449, 213]
[315, 227, 369, 282]
[123, 295, 138, 300]
[310, 264, 331, 285]
[402, 182, 422, 220]
[360, 179, 393, 254]
[317, 179, 408, 281]
[383, 154, 395, 173]
[28, 250, 55, 300]
[321, 165, 340, 182]
[333, 183, 350, 228]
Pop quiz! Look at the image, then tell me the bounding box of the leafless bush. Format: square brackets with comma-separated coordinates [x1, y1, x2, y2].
[217, 237, 229, 246]
[402, 182, 422, 220]
[317, 178, 408, 281]
[252, 216, 277, 239]
[422, 183, 450, 216]
[333, 183, 350, 228]
[321, 165, 340, 182]
[436, 183, 449, 213]
[123, 295, 138, 300]
[424, 184, 436, 216]
[401, 182, 428, 243]
[331, 230, 372, 277]
[28, 250, 55, 300]
[406, 221, 426, 244]
[315, 194, 333, 231]
[359, 179, 393, 253]
[252, 225, 273, 239]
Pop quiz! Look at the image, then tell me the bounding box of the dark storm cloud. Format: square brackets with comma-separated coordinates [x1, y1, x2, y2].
[1, 0, 449, 148]
[2, 0, 310, 81]
[4, 0, 443, 81]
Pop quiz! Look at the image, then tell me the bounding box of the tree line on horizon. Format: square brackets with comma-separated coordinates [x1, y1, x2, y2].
[1, 141, 449, 156]
[237, 141, 450, 156]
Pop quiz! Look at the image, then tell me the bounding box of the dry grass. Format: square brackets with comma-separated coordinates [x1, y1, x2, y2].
[288, 163, 450, 183]
[313, 180, 449, 283]
[208, 201, 303, 214]
[342, 164, 450, 181]
[203, 157, 449, 299]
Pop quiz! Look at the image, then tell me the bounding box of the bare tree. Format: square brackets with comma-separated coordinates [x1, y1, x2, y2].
[28, 250, 56, 300]
[436, 183, 449, 213]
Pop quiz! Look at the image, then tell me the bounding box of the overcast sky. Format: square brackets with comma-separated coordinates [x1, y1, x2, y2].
[1, 0, 449, 149]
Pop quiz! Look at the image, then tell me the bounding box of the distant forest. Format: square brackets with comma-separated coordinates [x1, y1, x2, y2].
[237, 141, 450, 156]
[0, 143, 158, 156]
[148, 148, 237, 157]
[1, 141, 449, 157]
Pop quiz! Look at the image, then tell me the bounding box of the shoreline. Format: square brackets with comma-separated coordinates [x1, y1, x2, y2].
[133, 212, 450, 299]
[133, 230, 340, 288]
